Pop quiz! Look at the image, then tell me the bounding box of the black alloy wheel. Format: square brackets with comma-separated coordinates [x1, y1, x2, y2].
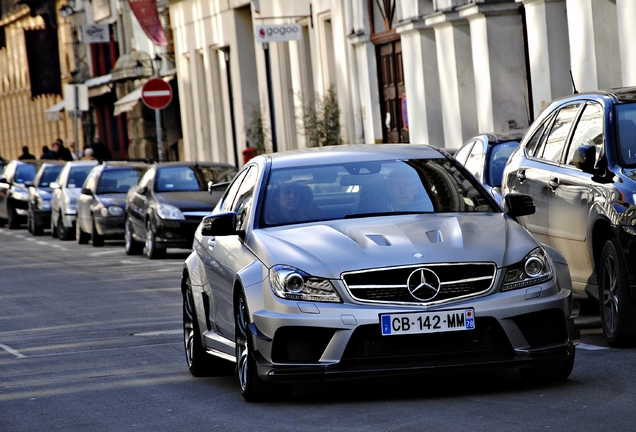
[598, 238, 636, 347]
[182, 276, 233, 377]
[124, 217, 143, 255]
[235, 293, 289, 402]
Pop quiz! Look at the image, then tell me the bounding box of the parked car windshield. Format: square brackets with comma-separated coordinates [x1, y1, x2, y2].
[97, 169, 142, 194]
[261, 158, 496, 227]
[615, 103, 636, 167]
[155, 165, 236, 192]
[488, 141, 520, 187]
[68, 165, 95, 188]
[37, 165, 64, 187]
[16, 164, 37, 183]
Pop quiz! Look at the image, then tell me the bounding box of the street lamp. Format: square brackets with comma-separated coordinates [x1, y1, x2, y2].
[152, 54, 162, 76]
[133, 60, 143, 78]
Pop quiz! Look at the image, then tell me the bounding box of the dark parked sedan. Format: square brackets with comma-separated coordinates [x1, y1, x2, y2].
[0, 160, 40, 228]
[76, 161, 148, 246]
[454, 131, 524, 203]
[26, 161, 65, 235]
[125, 161, 237, 259]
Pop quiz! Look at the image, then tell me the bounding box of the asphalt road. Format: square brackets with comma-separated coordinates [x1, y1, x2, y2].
[0, 226, 634, 432]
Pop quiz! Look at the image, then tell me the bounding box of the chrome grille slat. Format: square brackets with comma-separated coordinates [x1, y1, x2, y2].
[342, 263, 496, 305]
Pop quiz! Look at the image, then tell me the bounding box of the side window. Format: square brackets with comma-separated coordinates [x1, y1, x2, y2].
[463, 140, 486, 182]
[220, 167, 250, 212]
[565, 102, 604, 167]
[538, 103, 582, 162]
[232, 167, 258, 231]
[454, 141, 475, 165]
[526, 112, 555, 158]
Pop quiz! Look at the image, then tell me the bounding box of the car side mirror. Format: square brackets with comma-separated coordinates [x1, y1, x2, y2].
[200, 212, 237, 236]
[81, 187, 93, 196]
[50, 181, 60, 189]
[503, 193, 535, 218]
[137, 185, 148, 195]
[572, 145, 596, 174]
[24, 180, 34, 188]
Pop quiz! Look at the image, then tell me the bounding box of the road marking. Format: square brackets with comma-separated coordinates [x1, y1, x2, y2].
[88, 250, 123, 256]
[0, 343, 26, 358]
[578, 343, 609, 351]
[133, 329, 181, 337]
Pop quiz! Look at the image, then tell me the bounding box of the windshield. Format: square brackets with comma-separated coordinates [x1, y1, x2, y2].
[155, 165, 236, 192]
[15, 164, 37, 184]
[37, 165, 63, 187]
[487, 141, 520, 187]
[615, 103, 636, 167]
[97, 168, 143, 194]
[261, 158, 496, 227]
[68, 165, 95, 188]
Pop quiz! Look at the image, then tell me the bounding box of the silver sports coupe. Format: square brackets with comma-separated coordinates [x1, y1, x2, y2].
[182, 144, 579, 401]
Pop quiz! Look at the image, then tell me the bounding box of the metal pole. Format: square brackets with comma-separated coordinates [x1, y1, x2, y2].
[155, 108, 163, 162]
[263, 43, 278, 153]
[73, 85, 79, 155]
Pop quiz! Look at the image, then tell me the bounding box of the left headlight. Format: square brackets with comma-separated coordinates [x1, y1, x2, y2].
[156, 203, 185, 220]
[12, 189, 29, 201]
[502, 247, 553, 291]
[269, 265, 342, 303]
[100, 205, 124, 217]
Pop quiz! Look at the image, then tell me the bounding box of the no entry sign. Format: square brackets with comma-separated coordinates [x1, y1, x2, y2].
[141, 77, 172, 110]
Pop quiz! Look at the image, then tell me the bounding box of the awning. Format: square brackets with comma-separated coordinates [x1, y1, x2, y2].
[45, 101, 65, 122]
[113, 86, 142, 116]
[85, 73, 113, 98]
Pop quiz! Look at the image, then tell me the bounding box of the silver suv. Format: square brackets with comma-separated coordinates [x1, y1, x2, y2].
[502, 87, 636, 347]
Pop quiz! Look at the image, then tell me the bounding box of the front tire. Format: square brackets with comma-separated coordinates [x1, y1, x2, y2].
[235, 293, 290, 402]
[8, 203, 19, 229]
[76, 219, 89, 244]
[598, 238, 636, 347]
[145, 220, 165, 259]
[183, 276, 233, 377]
[57, 217, 72, 241]
[125, 217, 143, 255]
[31, 213, 43, 236]
[91, 217, 104, 247]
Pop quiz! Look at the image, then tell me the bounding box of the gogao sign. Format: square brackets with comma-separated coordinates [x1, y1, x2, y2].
[255, 24, 302, 43]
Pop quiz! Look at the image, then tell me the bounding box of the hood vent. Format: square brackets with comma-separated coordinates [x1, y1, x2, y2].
[366, 234, 392, 246]
[426, 230, 443, 243]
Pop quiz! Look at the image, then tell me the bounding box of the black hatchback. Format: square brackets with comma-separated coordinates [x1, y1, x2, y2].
[0, 160, 41, 228]
[124, 161, 236, 259]
[502, 87, 636, 347]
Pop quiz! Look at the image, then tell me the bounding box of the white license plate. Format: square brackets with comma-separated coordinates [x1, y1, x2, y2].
[380, 308, 475, 336]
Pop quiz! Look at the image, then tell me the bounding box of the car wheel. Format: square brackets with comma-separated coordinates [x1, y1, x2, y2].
[183, 276, 233, 377]
[145, 220, 165, 259]
[235, 292, 290, 402]
[598, 238, 636, 347]
[76, 219, 89, 244]
[124, 217, 143, 255]
[91, 217, 104, 247]
[8, 203, 19, 229]
[31, 214, 43, 236]
[519, 348, 575, 382]
[27, 211, 33, 233]
[57, 217, 71, 241]
[50, 215, 58, 238]
[0, 217, 5, 227]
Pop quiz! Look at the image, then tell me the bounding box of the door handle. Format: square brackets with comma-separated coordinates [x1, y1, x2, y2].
[517, 169, 526, 183]
[207, 238, 216, 250]
[549, 178, 560, 191]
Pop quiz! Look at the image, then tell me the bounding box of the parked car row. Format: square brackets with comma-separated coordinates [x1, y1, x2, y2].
[0, 159, 237, 260]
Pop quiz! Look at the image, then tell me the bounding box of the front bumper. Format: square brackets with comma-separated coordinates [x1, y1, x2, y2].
[153, 218, 201, 249]
[247, 279, 578, 383]
[94, 215, 125, 238]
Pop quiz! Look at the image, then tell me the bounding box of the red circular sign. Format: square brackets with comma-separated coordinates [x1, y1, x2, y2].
[141, 77, 173, 110]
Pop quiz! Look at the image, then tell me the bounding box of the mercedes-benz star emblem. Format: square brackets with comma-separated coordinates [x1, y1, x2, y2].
[407, 268, 441, 301]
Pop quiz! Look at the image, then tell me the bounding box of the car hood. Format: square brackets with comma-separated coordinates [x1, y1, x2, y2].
[154, 191, 217, 210]
[248, 213, 540, 278]
[96, 193, 127, 207]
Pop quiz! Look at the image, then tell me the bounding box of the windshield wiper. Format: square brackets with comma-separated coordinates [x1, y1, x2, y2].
[344, 211, 427, 219]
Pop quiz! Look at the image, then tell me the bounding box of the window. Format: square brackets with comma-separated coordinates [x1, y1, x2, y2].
[538, 103, 582, 162]
[565, 102, 604, 167]
[463, 140, 486, 182]
[526, 112, 555, 158]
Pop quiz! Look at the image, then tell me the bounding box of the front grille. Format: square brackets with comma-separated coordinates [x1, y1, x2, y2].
[342, 263, 496, 305]
[340, 317, 513, 369]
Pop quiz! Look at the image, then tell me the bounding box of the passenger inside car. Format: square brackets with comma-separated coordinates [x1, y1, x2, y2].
[385, 167, 434, 212]
[265, 181, 324, 225]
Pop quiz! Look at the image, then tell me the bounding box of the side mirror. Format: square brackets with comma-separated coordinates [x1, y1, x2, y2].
[81, 187, 93, 196]
[24, 180, 34, 188]
[503, 193, 535, 218]
[200, 212, 237, 236]
[572, 145, 596, 173]
[137, 185, 148, 195]
[50, 181, 60, 189]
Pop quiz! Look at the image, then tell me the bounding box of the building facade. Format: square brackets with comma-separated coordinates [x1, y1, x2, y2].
[168, 0, 636, 169]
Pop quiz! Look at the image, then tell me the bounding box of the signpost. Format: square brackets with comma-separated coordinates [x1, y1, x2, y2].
[142, 77, 172, 162]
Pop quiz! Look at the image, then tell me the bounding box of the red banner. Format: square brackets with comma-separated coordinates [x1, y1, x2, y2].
[128, 0, 167, 46]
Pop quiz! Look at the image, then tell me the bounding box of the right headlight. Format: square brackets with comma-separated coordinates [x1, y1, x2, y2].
[269, 265, 342, 303]
[502, 247, 553, 291]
